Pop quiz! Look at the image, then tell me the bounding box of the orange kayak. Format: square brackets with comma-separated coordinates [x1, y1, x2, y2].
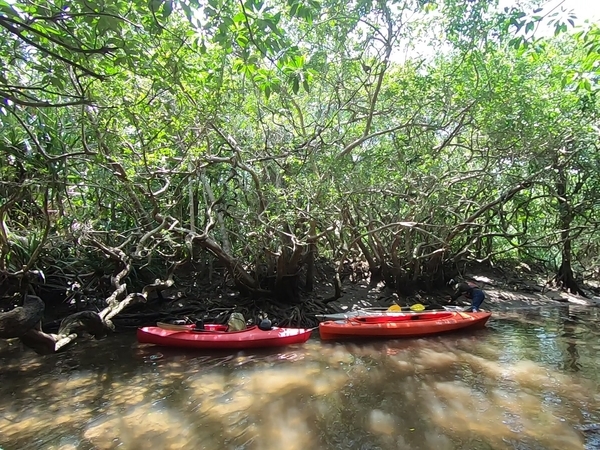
[137, 324, 313, 350]
[318, 311, 492, 340]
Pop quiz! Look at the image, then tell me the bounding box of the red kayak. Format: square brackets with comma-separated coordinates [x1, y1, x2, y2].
[319, 311, 491, 340]
[137, 324, 313, 350]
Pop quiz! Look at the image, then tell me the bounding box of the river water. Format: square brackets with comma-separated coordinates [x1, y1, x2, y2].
[1, 305, 600, 450]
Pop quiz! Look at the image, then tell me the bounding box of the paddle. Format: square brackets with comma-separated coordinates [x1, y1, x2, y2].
[386, 303, 426, 312]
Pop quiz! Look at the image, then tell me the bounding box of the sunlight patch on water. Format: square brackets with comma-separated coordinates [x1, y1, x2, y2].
[424, 380, 585, 449]
[84, 405, 198, 449]
[254, 403, 314, 450]
[413, 347, 461, 372]
[188, 363, 348, 418]
[368, 408, 397, 435]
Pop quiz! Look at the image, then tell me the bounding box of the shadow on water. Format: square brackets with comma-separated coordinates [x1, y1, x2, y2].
[1, 307, 600, 449]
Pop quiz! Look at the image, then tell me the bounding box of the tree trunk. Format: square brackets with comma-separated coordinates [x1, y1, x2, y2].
[274, 274, 301, 303]
[304, 220, 319, 292]
[553, 167, 586, 296]
[273, 239, 305, 303]
[187, 233, 259, 292]
[305, 241, 315, 292]
[555, 240, 585, 295]
[201, 170, 232, 254]
[343, 207, 378, 274]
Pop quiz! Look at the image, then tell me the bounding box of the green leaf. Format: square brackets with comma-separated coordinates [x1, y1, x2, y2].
[525, 22, 534, 34]
[0, 0, 18, 17]
[97, 16, 120, 33]
[148, 0, 164, 13]
[50, 76, 65, 90]
[162, 0, 173, 19]
[181, 2, 193, 20]
[289, 3, 300, 17]
[236, 33, 249, 47]
[509, 36, 523, 49]
[582, 78, 592, 92]
[233, 12, 246, 23]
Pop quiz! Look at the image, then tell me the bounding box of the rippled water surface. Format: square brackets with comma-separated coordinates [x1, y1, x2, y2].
[1, 305, 600, 450]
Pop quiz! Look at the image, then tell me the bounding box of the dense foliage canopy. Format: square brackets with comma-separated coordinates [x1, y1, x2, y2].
[1, 0, 599, 305]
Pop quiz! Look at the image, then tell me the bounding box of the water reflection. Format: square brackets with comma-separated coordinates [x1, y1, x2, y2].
[1, 306, 599, 449]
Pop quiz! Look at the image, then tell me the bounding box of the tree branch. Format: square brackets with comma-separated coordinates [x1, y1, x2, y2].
[0, 89, 91, 108]
[0, 18, 105, 80]
[0, 15, 118, 55]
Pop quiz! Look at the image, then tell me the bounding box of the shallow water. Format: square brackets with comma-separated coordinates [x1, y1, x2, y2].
[1, 305, 600, 450]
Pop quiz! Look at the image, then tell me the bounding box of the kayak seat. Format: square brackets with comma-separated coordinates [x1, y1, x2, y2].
[258, 319, 273, 331]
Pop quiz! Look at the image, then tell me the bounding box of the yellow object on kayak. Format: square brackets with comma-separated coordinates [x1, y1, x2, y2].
[386, 303, 426, 312]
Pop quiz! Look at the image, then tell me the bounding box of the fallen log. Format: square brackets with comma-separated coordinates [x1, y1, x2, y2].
[0, 295, 45, 339]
